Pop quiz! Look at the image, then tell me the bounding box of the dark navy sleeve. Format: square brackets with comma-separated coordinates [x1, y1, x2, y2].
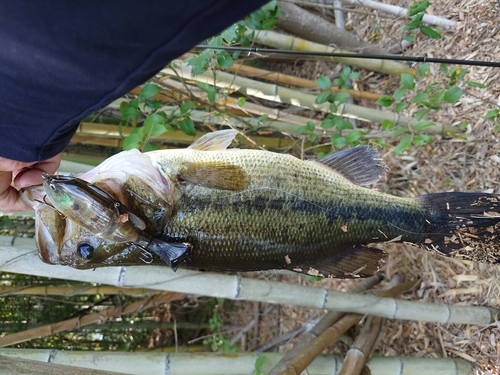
[0, 0, 266, 162]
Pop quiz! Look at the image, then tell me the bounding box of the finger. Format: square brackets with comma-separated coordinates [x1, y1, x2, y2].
[14, 154, 62, 188]
[0, 171, 32, 212]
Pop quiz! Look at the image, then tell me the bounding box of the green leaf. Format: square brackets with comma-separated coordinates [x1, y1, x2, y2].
[415, 108, 430, 121]
[315, 91, 332, 104]
[140, 83, 161, 99]
[119, 101, 129, 113]
[412, 92, 429, 104]
[334, 92, 351, 103]
[394, 134, 412, 154]
[149, 123, 167, 138]
[129, 98, 140, 108]
[393, 87, 406, 101]
[420, 25, 442, 39]
[306, 121, 315, 132]
[394, 102, 408, 112]
[331, 135, 346, 148]
[349, 72, 361, 80]
[429, 90, 445, 105]
[309, 133, 317, 142]
[381, 120, 394, 131]
[142, 143, 160, 152]
[316, 75, 331, 90]
[180, 101, 197, 115]
[144, 113, 165, 131]
[217, 51, 234, 68]
[376, 95, 393, 107]
[297, 126, 308, 134]
[392, 127, 409, 137]
[405, 13, 424, 31]
[255, 355, 267, 370]
[404, 35, 416, 43]
[196, 82, 217, 103]
[413, 120, 435, 131]
[443, 87, 463, 103]
[306, 275, 323, 282]
[321, 119, 335, 129]
[237, 97, 246, 107]
[145, 99, 162, 109]
[407, 0, 429, 16]
[413, 134, 432, 145]
[335, 118, 353, 132]
[346, 130, 365, 144]
[484, 109, 500, 119]
[123, 131, 141, 150]
[466, 81, 487, 88]
[121, 107, 141, 120]
[417, 63, 430, 77]
[177, 118, 196, 136]
[401, 73, 415, 90]
[258, 114, 269, 122]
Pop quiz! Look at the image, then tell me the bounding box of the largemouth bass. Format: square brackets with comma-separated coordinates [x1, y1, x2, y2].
[21, 130, 500, 277]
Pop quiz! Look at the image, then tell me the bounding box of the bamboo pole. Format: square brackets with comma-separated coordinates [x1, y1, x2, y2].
[163, 62, 459, 136]
[0, 284, 155, 297]
[224, 62, 382, 101]
[250, 29, 416, 76]
[277, 1, 388, 55]
[0, 349, 475, 375]
[0, 355, 127, 375]
[0, 240, 498, 326]
[0, 292, 184, 348]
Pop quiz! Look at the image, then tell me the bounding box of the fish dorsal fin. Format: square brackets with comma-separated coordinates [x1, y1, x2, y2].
[181, 161, 248, 190]
[316, 146, 387, 186]
[188, 129, 238, 151]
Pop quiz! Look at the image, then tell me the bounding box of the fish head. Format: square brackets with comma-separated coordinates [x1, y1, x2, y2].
[22, 149, 175, 268]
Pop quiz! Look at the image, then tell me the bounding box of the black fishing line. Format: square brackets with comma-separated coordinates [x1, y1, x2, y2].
[195, 45, 500, 68]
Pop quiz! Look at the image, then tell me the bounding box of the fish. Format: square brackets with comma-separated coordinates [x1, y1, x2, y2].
[21, 129, 500, 278]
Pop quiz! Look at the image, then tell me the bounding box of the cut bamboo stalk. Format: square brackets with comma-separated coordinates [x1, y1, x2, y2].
[337, 315, 384, 375]
[281, 276, 410, 375]
[0, 355, 127, 375]
[0, 349, 475, 375]
[333, 0, 457, 28]
[0, 284, 155, 297]
[0, 240, 498, 326]
[224, 62, 382, 101]
[0, 292, 184, 348]
[280, 314, 362, 375]
[267, 273, 382, 375]
[277, 1, 388, 55]
[163, 62, 459, 136]
[250, 29, 416, 76]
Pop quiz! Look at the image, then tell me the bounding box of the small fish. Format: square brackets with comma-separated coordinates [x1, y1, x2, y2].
[21, 130, 500, 278]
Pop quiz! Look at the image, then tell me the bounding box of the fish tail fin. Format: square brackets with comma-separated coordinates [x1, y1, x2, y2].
[419, 192, 500, 261]
[145, 238, 191, 271]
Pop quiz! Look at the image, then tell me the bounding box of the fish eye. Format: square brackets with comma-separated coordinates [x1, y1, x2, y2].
[49, 183, 56, 191]
[77, 243, 94, 259]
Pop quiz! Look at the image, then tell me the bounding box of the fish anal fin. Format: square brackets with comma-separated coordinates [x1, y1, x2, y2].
[188, 129, 238, 151]
[315, 146, 387, 186]
[295, 245, 386, 278]
[181, 161, 248, 190]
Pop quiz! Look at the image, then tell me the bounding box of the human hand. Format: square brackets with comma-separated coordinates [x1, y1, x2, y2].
[0, 154, 61, 212]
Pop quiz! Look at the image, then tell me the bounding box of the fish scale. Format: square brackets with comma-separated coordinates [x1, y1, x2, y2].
[149, 147, 433, 274]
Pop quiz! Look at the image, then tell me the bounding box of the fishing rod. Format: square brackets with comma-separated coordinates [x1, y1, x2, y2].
[195, 45, 500, 68]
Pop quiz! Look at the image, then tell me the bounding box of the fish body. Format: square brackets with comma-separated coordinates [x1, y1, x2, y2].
[22, 130, 500, 277]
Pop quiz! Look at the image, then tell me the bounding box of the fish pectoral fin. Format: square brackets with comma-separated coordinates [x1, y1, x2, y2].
[181, 162, 248, 190]
[314, 146, 387, 186]
[188, 129, 238, 151]
[294, 245, 386, 278]
[145, 238, 191, 271]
